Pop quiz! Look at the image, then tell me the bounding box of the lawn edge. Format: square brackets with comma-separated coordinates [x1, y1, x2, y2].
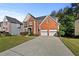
[59, 37, 75, 56]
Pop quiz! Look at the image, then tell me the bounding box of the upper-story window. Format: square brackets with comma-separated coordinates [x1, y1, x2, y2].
[24, 22, 27, 28]
[18, 27, 21, 29]
[29, 22, 32, 25]
[24, 25, 27, 28]
[17, 24, 21, 29]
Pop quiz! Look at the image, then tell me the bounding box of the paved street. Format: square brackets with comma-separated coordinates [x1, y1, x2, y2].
[0, 36, 74, 56]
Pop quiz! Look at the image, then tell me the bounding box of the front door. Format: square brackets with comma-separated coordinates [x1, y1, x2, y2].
[28, 28, 32, 35]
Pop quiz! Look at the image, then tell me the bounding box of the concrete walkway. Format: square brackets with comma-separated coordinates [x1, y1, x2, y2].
[0, 36, 74, 56]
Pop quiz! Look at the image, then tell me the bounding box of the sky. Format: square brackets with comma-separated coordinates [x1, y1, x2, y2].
[0, 3, 71, 22]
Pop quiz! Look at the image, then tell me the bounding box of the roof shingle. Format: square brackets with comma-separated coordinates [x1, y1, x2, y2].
[5, 16, 22, 25]
[36, 16, 46, 24]
[27, 13, 57, 24]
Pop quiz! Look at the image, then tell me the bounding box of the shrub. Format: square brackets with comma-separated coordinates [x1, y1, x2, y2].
[5, 32, 11, 36]
[28, 32, 34, 36]
[33, 34, 39, 36]
[20, 32, 28, 36]
[0, 31, 11, 36]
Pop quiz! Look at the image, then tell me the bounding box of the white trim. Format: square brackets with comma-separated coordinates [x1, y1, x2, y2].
[41, 30, 48, 31]
[49, 16, 58, 25]
[49, 30, 57, 31]
[39, 15, 58, 28]
[49, 16, 59, 30]
[23, 14, 35, 22]
[23, 14, 31, 22]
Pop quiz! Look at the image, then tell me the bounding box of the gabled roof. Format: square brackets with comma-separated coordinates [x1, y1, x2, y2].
[36, 15, 57, 24]
[36, 16, 46, 24]
[5, 16, 22, 25]
[26, 13, 57, 24]
[27, 13, 36, 19]
[23, 13, 36, 22]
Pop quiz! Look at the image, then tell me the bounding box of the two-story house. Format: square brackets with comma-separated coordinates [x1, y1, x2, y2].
[2, 16, 23, 35]
[23, 13, 59, 36]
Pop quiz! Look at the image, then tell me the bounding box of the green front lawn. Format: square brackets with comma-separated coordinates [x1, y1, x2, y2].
[0, 36, 34, 52]
[61, 37, 79, 56]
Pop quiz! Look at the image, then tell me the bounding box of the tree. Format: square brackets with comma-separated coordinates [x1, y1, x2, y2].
[56, 4, 76, 37]
[71, 3, 79, 19]
[50, 10, 57, 16]
[50, 3, 79, 37]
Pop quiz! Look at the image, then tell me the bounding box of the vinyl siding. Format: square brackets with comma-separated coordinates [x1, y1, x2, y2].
[2, 18, 10, 32]
[0, 23, 3, 31]
[75, 20, 79, 36]
[10, 23, 21, 35]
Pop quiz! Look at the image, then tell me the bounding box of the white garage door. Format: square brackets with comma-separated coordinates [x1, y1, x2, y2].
[40, 30, 48, 36]
[49, 30, 57, 36]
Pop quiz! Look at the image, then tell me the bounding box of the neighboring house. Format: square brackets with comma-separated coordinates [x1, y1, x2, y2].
[23, 13, 59, 36]
[0, 22, 3, 31]
[2, 16, 23, 35]
[75, 19, 79, 36]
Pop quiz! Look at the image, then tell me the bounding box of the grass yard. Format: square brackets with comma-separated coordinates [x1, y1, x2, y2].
[61, 37, 79, 56]
[0, 36, 34, 52]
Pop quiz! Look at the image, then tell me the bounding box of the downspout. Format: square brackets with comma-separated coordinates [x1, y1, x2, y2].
[34, 20, 36, 35]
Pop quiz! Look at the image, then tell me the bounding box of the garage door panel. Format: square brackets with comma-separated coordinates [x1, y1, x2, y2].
[49, 30, 57, 36]
[40, 30, 48, 36]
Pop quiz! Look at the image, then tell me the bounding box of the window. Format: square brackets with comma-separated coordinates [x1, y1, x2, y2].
[24, 22, 27, 25]
[24, 22, 27, 27]
[3, 27, 5, 29]
[29, 22, 32, 25]
[18, 27, 21, 29]
[24, 25, 27, 28]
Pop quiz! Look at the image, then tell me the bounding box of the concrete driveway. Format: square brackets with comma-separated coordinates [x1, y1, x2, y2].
[0, 36, 74, 56]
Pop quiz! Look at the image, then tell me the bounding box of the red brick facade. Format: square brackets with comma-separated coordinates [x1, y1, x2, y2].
[24, 15, 39, 35]
[24, 14, 58, 35]
[40, 16, 58, 30]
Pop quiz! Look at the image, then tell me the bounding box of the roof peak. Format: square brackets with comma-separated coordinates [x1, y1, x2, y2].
[5, 16, 22, 25]
[27, 13, 36, 19]
[6, 16, 13, 18]
[5, 16, 17, 19]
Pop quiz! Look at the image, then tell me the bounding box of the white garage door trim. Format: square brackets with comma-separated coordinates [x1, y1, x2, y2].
[49, 30, 57, 36]
[40, 30, 48, 36]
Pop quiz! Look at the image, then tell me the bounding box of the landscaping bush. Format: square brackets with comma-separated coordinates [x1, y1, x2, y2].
[74, 35, 79, 38]
[20, 32, 28, 36]
[0, 31, 11, 36]
[33, 34, 39, 36]
[28, 32, 34, 36]
[4, 32, 11, 36]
